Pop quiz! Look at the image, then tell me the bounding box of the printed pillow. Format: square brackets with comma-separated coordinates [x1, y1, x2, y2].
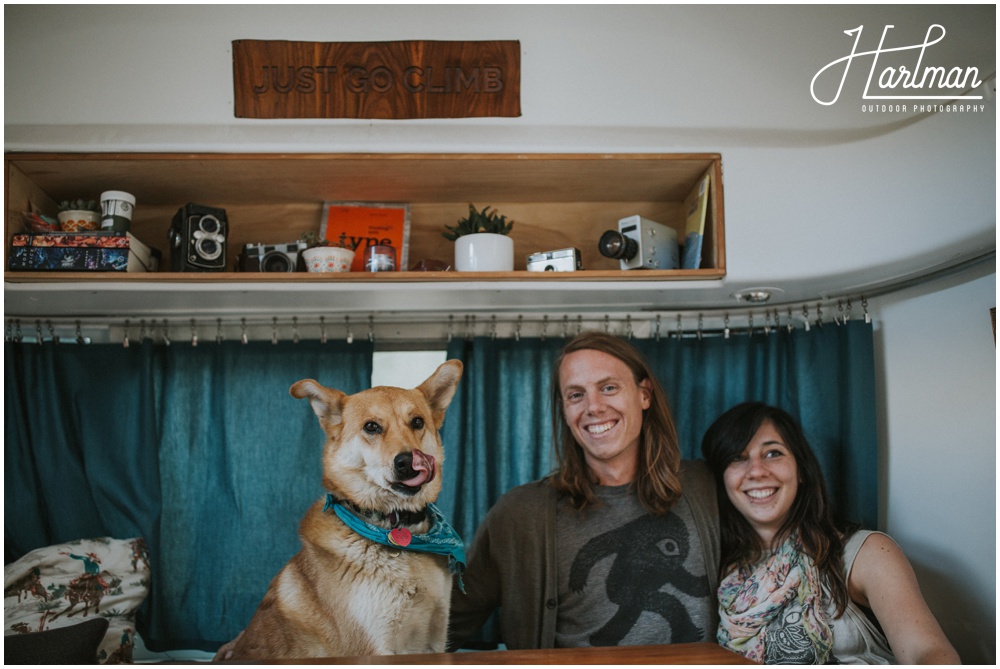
[4, 537, 151, 664]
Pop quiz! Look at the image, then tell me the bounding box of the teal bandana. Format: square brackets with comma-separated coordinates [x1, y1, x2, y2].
[324, 493, 466, 592]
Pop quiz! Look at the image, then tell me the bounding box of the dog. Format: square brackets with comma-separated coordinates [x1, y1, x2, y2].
[220, 359, 464, 660]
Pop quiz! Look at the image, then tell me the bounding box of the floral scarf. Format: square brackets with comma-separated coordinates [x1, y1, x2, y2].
[717, 532, 834, 664]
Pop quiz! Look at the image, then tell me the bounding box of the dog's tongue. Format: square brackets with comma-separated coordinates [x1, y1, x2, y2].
[401, 449, 435, 487]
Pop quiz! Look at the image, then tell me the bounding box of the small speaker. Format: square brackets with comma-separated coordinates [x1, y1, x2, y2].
[168, 203, 228, 271]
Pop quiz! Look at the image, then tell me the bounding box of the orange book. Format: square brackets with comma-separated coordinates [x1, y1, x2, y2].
[320, 203, 410, 272]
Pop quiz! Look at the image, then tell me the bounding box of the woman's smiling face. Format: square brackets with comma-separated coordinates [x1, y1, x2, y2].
[558, 348, 651, 485]
[723, 420, 800, 547]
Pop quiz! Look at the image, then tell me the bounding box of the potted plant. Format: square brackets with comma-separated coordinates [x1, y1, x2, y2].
[57, 199, 101, 232]
[299, 232, 355, 273]
[442, 204, 515, 272]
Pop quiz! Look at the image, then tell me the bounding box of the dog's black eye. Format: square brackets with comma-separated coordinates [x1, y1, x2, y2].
[363, 421, 382, 435]
[410, 416, 425, 430]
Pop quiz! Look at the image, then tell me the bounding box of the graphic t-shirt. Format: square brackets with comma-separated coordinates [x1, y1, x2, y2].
[553, 484, 713, 647]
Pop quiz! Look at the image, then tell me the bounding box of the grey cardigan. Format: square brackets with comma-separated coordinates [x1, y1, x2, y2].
[447, 460, 720, 650]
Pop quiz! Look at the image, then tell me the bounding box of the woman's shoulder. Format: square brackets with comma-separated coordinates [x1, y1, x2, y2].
[843, 529, 895, 560]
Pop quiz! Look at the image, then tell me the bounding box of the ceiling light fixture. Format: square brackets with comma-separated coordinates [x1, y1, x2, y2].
[732, 287, 784, 304]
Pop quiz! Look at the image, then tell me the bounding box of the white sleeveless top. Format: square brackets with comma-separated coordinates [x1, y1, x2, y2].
[829, 530, 897, 664]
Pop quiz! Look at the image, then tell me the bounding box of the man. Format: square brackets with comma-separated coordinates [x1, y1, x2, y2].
[447, 331, 720, 650]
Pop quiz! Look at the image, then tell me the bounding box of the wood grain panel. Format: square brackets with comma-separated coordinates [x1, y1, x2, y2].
[233, 41, 521, 119]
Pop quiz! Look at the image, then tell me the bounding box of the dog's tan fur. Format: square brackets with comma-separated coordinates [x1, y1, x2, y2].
[224, 360, 463, 660]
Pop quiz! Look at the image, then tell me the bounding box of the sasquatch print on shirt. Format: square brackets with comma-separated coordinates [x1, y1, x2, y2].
[568, 513, 710, 646]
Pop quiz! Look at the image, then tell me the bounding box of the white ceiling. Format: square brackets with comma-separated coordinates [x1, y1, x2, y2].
[4, 5, 996, 314]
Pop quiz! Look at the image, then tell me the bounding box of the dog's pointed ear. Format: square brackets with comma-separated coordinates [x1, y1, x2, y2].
[290, 379, 346, 436]
[417, 359, 463, 429]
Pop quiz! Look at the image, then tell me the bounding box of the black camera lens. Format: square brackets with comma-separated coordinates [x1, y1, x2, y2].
[196, 238, 222, 261]
[197, 215, 222, 235]
[598, 230, 637, 261]
[260, 250, 293, 272]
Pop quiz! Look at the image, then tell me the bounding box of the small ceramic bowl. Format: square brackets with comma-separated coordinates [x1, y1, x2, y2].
[302, 246, 355, 273]
[58, 210, 100, 232]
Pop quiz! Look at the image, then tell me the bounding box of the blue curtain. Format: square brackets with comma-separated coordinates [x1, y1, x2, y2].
[636, 321, 877, 528]
[437, 337, 566, 545]
[4, 339, 373, 651]
[7, 321, 876, 651]
[437, 321, 878, 556]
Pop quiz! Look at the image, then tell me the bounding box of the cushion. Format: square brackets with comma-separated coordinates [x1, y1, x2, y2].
[4, 537, 151, 663]
[5, 617, 109, 664]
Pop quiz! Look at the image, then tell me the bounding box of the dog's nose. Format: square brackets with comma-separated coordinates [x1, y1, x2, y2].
[394, 452, 415, 478]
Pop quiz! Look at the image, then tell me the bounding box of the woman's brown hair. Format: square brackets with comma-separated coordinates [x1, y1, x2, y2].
[549, 331, 682, 515]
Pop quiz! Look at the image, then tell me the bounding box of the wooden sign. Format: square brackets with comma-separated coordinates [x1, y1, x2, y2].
[232, 40, 521, 119]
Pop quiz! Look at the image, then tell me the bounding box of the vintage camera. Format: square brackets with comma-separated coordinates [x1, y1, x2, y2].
[598, 215, 679, 270]
[526, 247, 582, 272]
[237, 241, 307, 272]
[168, 203, 228, 272]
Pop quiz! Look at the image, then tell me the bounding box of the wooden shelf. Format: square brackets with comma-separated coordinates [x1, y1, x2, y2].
[5, 153, 725, 317]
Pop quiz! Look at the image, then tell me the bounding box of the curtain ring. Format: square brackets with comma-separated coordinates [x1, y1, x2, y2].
[319, 316, 327, 344]
[764, 310, 772, 336]
[345, 316, 354, 344]
[604, 315, 610, 334]
[576, 315, 583, 335]
[447, 315, 454, 343]
[835, 300, 844, 326]
[815, 303, 824, 329]
[724, 313, 731, 339]
[46, 320, 59, 345]
[697, 313, 703, 341]
[845, 298, 853, 322]
[626, 315, 633, 340]
[292, 316, 300, 344]
[161, 319, 171, 347]
[862, 295, 871, 323]
[367, 315, 374, 343]
[14, 319, 23, 343]
[655, 314, 661, 342]
[216, 318, 224, 344]
[540, 315, 548, 342]
[241, 318, 249, 345]
[489, 315, 497, 340]
[748, 312, 754, 338]
[271, 317, 279, 345]
[123, 319, 131, 348]
[34, 319, 44, 346]
[675, 313, 682, 340]
[190, 319, 199, 347]
[139, 319, 148, 343]
[802, 305, 811, 332]
[786, 307, 794, 333]
[562, 315, 570, 339]
[515, 315, 523, 342]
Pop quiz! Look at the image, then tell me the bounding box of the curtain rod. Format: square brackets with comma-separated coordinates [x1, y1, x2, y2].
[6, 297, 872, 346]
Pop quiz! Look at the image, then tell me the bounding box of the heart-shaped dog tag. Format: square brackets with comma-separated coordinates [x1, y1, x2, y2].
[389, 527, 412, 548]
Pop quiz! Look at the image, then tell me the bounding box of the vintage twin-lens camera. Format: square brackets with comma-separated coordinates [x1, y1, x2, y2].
[237, 241, 307, 272]
[526, 247, 582, 272]
[598, 215, 679, 270]
[168, 203, 228, 272]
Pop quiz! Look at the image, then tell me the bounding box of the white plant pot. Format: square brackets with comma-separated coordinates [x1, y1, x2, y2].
[454, 233, 514, 272]
[57, 210, 100, 232]
[302, 246, 355, 273]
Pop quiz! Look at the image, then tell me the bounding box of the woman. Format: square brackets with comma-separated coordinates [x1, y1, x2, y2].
[701, 402, 959, 664]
